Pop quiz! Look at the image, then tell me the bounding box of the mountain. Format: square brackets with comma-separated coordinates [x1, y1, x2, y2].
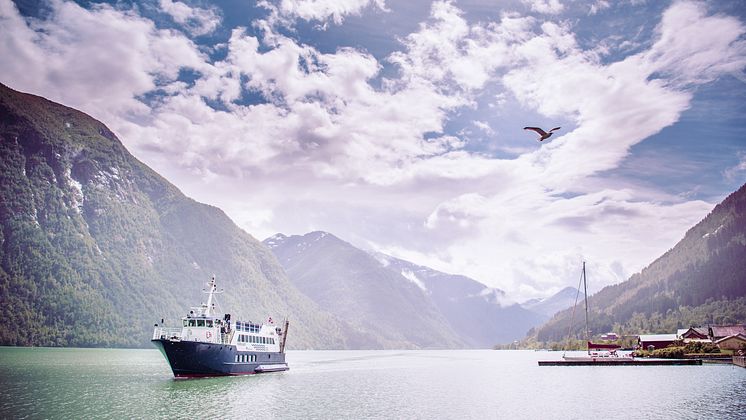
[264, 232, 463, 348]
[522, 287, 584, 318]
[0, 83, 350, 348]
[373, 253, 547, 347]
[265, 232, 546, 347]
[532, 183, 746, 342]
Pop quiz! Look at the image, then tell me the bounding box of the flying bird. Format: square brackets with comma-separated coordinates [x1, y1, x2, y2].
[524, 126, 561, 141]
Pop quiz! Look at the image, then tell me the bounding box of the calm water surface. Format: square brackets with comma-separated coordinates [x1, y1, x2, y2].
[1, 348, 744, 419]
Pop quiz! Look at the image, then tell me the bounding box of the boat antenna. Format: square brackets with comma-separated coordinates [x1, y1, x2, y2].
[582, 261, 590, 354]
[563, 262, 586, 358]
[202, 274, 224, 317]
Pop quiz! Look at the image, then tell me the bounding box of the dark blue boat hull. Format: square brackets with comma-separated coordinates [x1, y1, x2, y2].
[151, 339, 288, 378]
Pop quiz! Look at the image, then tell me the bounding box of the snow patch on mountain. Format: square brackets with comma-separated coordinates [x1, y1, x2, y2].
[401, 269, 427, 292]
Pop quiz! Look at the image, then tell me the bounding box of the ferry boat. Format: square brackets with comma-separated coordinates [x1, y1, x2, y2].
[151, 276, 290, 378]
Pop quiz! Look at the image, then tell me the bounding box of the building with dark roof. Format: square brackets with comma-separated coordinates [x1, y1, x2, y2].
[709, 325, 746, 341]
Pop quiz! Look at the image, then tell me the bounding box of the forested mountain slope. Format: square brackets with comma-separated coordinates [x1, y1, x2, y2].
[0, 83, 349, 348]
[532, 183, 746, 342]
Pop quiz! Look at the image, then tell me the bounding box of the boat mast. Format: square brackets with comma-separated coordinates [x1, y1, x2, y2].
[204, 275, 217, 317]
[582, 261, 590, 353]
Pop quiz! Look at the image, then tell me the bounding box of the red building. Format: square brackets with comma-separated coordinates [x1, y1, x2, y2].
[709, 325, 746, 341]
[679, 327, 708, 340]
[638, 334, 678, 350]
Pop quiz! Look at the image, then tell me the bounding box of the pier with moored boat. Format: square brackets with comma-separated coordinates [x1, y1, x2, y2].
[538, 262, 700, 367]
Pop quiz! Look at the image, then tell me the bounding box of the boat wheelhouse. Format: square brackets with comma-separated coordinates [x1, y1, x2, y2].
[151, 276, 289, 377]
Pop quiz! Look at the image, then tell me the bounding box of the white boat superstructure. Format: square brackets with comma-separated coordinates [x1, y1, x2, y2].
[151, 275, 290, 377]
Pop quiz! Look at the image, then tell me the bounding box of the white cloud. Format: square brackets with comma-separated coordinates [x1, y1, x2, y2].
[473, 120, 495, 135]
[389, 1, 525, 93]
[640, 1, 746, 87]
[521, 0, 564, 15]
[0, 0, 207, 121]
[723, 153, 746, 182]
[1, 0, 744, 303]
[589, 1, 611, 15]
[159, 0, 221, 36]
[260, 0, 388, 28]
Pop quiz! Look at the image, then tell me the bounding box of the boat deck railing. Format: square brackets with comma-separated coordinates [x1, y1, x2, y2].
[153, 327, 182, 340]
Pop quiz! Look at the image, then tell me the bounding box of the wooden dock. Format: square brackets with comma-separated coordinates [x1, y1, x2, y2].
[538, 358, 702, 366]
[734, 356, 746, 368]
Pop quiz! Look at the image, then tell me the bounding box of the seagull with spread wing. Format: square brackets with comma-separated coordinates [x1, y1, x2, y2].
[524, 126, 561, 141]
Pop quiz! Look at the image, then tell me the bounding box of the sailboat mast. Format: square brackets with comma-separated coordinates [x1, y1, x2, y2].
[582, 261, 589, 352]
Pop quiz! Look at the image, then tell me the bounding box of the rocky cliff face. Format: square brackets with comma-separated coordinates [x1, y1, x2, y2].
[0, 83, 348, 348]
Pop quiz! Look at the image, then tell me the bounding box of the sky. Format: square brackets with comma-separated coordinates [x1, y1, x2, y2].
[2, 0, 746, 302]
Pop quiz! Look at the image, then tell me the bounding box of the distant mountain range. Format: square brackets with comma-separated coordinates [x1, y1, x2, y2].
[265, 232, 547, 347]
[531, 183, 746, 343]
[4, 83, 742, 350]
[264, 232, 463, 348]
[0, 83, 561, 350]
[521, 287, 584, 319]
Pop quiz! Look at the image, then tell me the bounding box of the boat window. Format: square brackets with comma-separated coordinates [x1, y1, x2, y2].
[182, 320, 188, 327]
[197, 320, 205, 327]
[188, 320, 196, 327]
[206, 320, 213, 328]
[270, 338, 275, 345]
[235, 355, 239, 363]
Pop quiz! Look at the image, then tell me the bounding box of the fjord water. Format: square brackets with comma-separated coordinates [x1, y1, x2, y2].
[1, 348, 744, 419]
